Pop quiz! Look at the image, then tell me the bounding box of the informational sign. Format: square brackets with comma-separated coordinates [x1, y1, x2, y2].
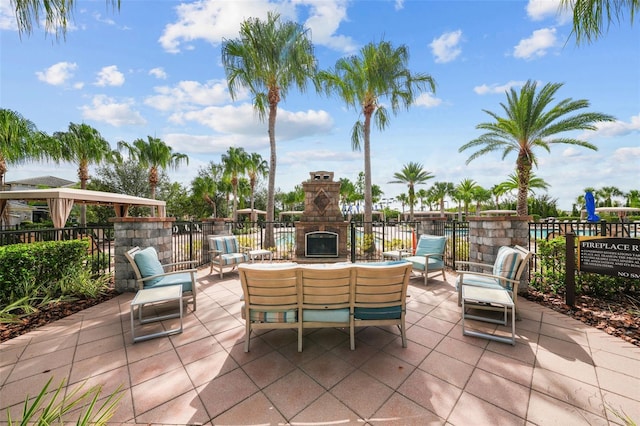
[577, 236, 640, 279]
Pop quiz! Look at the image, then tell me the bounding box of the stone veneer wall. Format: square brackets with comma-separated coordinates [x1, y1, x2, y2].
[467, 215, 532, 294]
[111, 217, 175, 293]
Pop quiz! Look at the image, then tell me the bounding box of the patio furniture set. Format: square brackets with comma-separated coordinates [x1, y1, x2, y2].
[125, 234, 531, 347]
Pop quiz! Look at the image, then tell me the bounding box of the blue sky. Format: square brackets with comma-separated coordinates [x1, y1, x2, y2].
[1, 0, 638, 211]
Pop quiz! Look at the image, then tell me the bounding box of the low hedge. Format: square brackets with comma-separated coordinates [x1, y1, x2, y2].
[0, 239, 89, 305]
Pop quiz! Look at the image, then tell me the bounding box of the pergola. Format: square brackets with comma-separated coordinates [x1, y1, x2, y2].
[0, 188, 166, 228]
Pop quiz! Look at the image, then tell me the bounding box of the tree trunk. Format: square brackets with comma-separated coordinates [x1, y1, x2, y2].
[363, 111, 374, 254]
[516, 152, 531, 216]
[78, 162, 89, 226]
[264, 93, 279, 249]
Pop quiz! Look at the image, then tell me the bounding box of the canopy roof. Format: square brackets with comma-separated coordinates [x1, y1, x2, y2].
[0, 188, 166, 227]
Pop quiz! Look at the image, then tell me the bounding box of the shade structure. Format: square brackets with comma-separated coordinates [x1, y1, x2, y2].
[0, 188, 166, 227]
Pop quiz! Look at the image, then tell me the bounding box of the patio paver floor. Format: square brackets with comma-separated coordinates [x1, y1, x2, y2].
[1, 269, 639, 425]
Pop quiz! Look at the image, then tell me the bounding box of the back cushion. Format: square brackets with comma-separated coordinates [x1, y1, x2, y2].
[492, 246, 522, 280]
[211, 237, 239, 254]
[415, 235, 446, 256]
[133, 247, 165, 286]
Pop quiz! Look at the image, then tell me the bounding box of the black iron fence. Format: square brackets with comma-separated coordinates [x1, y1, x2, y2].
[2, 219, 636, 280]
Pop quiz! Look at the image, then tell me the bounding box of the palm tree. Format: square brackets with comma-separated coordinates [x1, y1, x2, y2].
[459, 80, 615, 216]
[192, 175, 218, 218]
[12, 0, 120, 39]
[221, 147, 249, 223]
[455, 179, 478, 217]
[118, 136, 188, 201]
[222, 12, 317, 248]
[0, 109, 44, 189]
[626, 189, 640, 207]
[496, 172, 550, 197]
[53, 122, 117, 224]
[389, 162, 434, 221]
[428, 181, 455, 217]
[415, 188, 429, 212]
[561, 0, 639, 44]
[396, 193, 409, 220]
[318, 40, 436, 234]
[472, 186, 493, 214]
[246, 152, 268, 222]
[597, 186, 624, 207]
[491, 184, 509, 209]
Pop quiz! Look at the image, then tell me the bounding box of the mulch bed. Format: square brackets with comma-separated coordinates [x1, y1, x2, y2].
[2, 289, 638, 347]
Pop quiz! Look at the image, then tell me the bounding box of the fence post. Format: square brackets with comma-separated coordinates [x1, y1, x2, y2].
[600, 219, 607, 237]
[452, 220, 457, 270]
[565, 232, 576, 307]
[350, 222, 356, 262]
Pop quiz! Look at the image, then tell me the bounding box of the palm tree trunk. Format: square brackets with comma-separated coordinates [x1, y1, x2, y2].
[78, 162, 89, 226]
[264, 100, 278, 249]
[363, 111, 374, 254]
[516, 154, 531, 216]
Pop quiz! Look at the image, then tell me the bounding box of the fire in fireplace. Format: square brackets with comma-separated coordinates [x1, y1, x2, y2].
[305, 231, 338, 257]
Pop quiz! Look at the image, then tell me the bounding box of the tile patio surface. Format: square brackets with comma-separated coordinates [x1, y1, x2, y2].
[1, 268, 639, 425]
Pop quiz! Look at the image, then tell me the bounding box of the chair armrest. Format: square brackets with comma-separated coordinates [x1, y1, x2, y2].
[163, 260, 198, 269]
[209, 249, 222, 258]
[421, 252, 444, 259]
[137, 268, 198, 283]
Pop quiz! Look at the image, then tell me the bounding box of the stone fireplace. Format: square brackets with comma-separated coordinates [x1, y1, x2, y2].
[295, 171, 349, 262]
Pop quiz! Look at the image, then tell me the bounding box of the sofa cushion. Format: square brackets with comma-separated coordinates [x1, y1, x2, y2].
[133, 247, 164, 286]
[492, 246, 522, 281]
[354, 306, 402, 320]
[243, 309, 298, 323]
[211, 236, 240, 255]
[455, 274, 508, 291]
[146, 272, 193, 292]
[216, 253, 249, 266]
[404, 255, 444, 272]
[415, 235, 446, 256]
[303, 308, 350, 323]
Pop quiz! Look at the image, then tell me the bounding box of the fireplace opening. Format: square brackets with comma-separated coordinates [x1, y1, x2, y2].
[305, 231, 338, 257]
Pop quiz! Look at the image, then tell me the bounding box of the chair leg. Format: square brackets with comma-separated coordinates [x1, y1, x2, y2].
[350, 320, 355, 350]
[244, 325, 251, 352]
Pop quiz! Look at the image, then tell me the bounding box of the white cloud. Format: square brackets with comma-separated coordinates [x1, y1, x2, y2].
[35, 62, 78, 86]
[584, 113, 640, 138]
[158, 0, 355, 54]
[298, 0, 357, 53]
[159, 0, 294, 53]
[526, 0, 571, 24]
[94, 65, 125, 86]
[394, 0, 405, 11]
[0, 1, 18, 31]
[474, 80, 526, 95]
[414, 93, 442, 108]
[430, 30, 463, 63]
[80, 94, 146, 126]
[611, 146, 640, 161]
[149, 67, 167, 79]
[169, 103, 333, 142]
[93, 12, 116, 26]
[144, 80, 233, 112]
[281, 149, 360, 165]
[513, 27, 557, 59]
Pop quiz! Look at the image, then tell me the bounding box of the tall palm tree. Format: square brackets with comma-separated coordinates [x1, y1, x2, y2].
[0, 109, 44, 189]
[415, 188, 429, 212]
[396, 193, 409, 220]
[53, 122, 117, 224]
[561, 0, 639, 44]
[319, 40, 436, 237]
[221, 147, 249, 223]
[118, 136, 188, 202]
[246, 152, 268, 222]
[389, 162, 434, 221]
[459, 80, 615, 216]
[455, 178, 478, 217]
[192, 175, 218, 218]
[222, 12, 317, 248]
[428, 181, 455, 217]
[626, 189, 640, 207]
[11, 0, 120, 39]
[597, 185, 624, 207]
[471, 186, 493, 214]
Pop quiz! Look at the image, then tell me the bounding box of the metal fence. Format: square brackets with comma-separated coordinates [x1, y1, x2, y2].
[3, 219, 636, 280]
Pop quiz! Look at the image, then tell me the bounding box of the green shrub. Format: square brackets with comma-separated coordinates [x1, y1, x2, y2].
[0, 240, 89, 306]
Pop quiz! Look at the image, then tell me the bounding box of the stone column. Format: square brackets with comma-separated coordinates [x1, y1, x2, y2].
[467, 215, 532, 294]
[111, 217, 175, 293]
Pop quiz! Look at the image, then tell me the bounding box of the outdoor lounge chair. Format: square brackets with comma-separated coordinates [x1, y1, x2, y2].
[208, 235, 250, 278]
[125, 246, 197, 311]
[350, 262, 412, 350]
[455, 245, 532, 315]
[403, 235, 447, 285]
[239, 263, 302, 352]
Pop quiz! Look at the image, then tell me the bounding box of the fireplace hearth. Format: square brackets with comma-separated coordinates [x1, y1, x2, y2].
[295, 171, 349, 263]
